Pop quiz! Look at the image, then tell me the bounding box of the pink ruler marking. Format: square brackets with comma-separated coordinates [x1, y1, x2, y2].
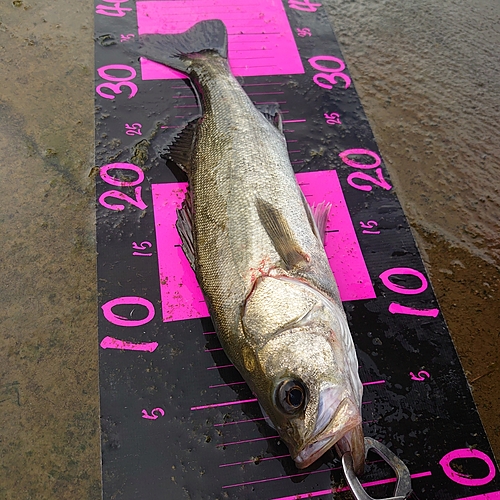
[136, 0, 304, 79]
[455, 493, 500, 500]
[152, 170, 375, 323]
[270, 471, 432, 500]
[151, 183, 210, 322]
[297, 170, 376, 302]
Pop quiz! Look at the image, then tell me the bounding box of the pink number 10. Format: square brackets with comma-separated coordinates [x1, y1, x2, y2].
[380, 267, 440, 317]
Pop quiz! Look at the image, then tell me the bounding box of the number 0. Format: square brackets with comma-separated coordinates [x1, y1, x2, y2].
[102, 296, 155, 327]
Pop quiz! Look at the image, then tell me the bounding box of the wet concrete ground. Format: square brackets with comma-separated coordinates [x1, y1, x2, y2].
[0, 0, 498, 498]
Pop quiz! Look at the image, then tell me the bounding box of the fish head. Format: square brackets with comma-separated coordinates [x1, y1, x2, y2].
[241, 277, 365, 471]
[257, 329, 363, 471]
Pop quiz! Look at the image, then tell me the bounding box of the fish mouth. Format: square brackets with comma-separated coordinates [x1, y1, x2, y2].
[293, 434, 339, 469]
[292, 396, 362, 469]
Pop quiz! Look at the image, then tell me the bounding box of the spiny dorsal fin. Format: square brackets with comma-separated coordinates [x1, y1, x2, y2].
[167, 118, 199, 173]
[176, 190, 196, 270]
[311, 201, 332, 245]
[255, 103, 283, 133]
[299, 191, 331, 245]
[256, 198, 310, 269]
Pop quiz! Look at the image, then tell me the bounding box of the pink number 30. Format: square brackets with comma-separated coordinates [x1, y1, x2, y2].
[96, 64, 138, 100]
[308, 55, 351, 90]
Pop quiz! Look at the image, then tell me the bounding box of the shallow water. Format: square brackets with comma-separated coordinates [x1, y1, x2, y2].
[325, 0, 500, 459]
[0, 0, 498, 498]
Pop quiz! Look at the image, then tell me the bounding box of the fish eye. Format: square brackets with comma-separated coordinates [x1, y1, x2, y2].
[276, 379, 308, 414]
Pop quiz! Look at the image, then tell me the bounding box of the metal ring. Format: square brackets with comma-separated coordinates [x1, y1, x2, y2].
[341, 437, 412, 500]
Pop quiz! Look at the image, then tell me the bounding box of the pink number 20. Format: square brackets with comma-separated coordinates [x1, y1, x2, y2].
[339, 148, 392, 192]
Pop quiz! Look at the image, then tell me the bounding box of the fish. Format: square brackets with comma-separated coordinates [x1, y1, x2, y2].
[132, 19, 365, 473]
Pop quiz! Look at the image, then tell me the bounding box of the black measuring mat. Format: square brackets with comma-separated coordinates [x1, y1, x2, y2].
[94, 1, 500, 498]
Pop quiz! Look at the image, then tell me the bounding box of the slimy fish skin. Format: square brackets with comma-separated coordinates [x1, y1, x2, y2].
[131, 19, 365, 473]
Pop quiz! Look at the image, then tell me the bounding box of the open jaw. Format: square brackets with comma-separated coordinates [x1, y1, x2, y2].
[292, 395, 362, 469]
[293, 434, 340, 469]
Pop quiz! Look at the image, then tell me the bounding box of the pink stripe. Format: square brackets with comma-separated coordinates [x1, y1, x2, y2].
[282, 119, 306, 123]
[190, 398, 257, 411]
[455, 492, 500, 500]
[152, 171, 375, 323]
[100, 336, 158, 352]
[209, 381, 245, 388]
[204, 347, 224, 352]
[241, 82, 283, 87]
[220, 454, 290, 468]
[297, 170, 376, 301]
[246, 91, 284, 96]
[214, 416, 268, 427]
[271, 471, 432, 500]
[224, 466, 341, 489]
[217, 435, 279, 447]
[207, 363, 234, 370]
[336, 471, 432, 492]
[137, 0, 304, 80]
[389, 302, 440, 317]
[253, 101, 286, 105]
[362, 380, 385, 386]
[151, 183, 209, 322]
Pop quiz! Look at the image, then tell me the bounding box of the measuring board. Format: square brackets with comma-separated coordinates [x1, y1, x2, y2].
[94, 1, 500, 498]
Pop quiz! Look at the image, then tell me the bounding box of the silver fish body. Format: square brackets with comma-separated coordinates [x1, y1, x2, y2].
[133, 19, 365, 472]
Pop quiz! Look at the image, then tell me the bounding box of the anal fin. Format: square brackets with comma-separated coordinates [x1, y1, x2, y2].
[256, 198, 310, 269]
[176, 190, 196, 270]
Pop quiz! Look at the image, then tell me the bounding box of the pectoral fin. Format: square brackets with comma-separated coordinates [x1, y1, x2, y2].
[256, 198, 310, 269]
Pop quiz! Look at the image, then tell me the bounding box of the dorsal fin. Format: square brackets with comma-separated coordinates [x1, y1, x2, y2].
[167, 118, 199, 173]
[299, 191, 331, 245]
[255, 103, 283, 133]
[311, 201, 332, 244]
[256, 198, 310, 269]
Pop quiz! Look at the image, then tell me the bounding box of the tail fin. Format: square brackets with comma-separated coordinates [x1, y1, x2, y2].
[128, 19, 228, 74]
